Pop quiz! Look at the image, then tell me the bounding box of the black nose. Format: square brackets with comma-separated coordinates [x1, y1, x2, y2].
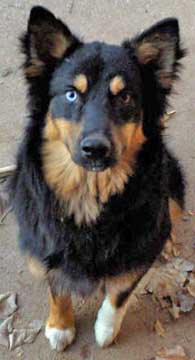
[81, 135, 111, 160]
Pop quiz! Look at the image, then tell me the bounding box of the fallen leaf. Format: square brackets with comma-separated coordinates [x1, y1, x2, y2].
[173, 259, 194, 273]
[0, 190, 12, 224]
[187, 276, 195, 297]
[154, 319, 166, 337]
[172, 245, 181, 257]
[177, 292, 195, 313]
[155, 345, 189, 359]
[145, 260, 187, 301]
[162, 240, 174, 260]
[144, 257, 195, 316]
[162, 110, 176, 124]
[161, 232, 179, 261]
[168, 303, 180, 320]
[9, 325, 42, 350]
[0, 293, 17, 319]
[0, 316, 14, 348]
[15, 347, 24, 358]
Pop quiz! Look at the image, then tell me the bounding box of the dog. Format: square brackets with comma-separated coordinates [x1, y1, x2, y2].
[10, 6, 185, 351]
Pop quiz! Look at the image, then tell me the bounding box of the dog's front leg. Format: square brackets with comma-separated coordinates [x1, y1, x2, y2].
[45, 288, 76, 352]
[95, 267, 147, 347]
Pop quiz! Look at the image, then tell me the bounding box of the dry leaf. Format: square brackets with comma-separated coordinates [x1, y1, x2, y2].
[162, 240, 174, 260]
[172, 245, 181, 257]
[0, 290, 42, 351]
[168, 303, 180, 320]
[177, 292, 195, 313]
[187, 276, 195, 297]
[0, 316, 14, 348]
[15, 347, 24, 358]
[173, 259, 194, 273]
[0, 190, 12, 223]
[161, 233, 181, 261]
[9, 321, 42, 350]
[144, 258, 195, 316]
[0, 312, 42, 350]
[155, 345, 189, 359]
[154, 319, 166, 337]
[161, 110, 176, 126]
[9, 329, 39, 350]
[145, 260, 187, 301]
[0, 293, 17, 319]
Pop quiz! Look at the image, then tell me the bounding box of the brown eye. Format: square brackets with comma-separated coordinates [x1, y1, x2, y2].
[120, 93, 131, 104]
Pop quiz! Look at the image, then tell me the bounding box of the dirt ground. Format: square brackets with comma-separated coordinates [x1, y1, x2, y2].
[0, 1, 195, 359]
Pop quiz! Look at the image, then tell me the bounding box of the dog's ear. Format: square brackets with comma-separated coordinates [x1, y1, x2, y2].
[123, 19, 186, 136]
[22, 6, 81, 77]
[124, 18, 185, 90]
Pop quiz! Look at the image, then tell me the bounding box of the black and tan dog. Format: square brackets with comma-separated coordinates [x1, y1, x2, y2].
[10, 6, 185, 351]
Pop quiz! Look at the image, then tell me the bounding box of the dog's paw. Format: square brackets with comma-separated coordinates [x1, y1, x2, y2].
[94, 297, 122, 348]
[45, 325, 75, 352]
[95, 319, 116, 347]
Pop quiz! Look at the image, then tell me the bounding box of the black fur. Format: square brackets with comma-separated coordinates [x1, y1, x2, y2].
[116, 290, 131, 308]
[116, 278, 141, 308]
[10, 7, 185, 296]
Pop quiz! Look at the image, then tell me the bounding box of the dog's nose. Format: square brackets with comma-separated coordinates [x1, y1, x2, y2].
[81, 135, 111, 160]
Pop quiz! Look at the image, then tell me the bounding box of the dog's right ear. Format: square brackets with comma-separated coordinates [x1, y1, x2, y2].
[22, 6, 81, 78]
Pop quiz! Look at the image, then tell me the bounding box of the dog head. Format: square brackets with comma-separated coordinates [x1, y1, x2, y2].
[22, 6, 185, 175]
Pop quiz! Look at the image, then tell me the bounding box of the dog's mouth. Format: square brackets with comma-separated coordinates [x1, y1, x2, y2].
[72, 154, 116, 172]
[82, 159, 110, 172]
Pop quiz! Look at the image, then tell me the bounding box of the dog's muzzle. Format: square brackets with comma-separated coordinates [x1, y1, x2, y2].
[81, 134, 111, 161]
[73, 133, 114, 172]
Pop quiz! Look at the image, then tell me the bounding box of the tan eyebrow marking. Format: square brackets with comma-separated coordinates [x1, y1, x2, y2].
[73, 74, 88, 93]
[110, 75, 126, 95]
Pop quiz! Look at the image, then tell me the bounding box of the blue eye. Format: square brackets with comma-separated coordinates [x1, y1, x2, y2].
[65, 90, 78, 103]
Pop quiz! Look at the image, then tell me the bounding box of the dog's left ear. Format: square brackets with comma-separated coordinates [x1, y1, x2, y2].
[22, 6, 81, 77]
[124, 18, 185, 89]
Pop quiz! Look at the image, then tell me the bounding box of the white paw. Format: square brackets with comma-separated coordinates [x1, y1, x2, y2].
[95, 320, 115, 347]
[45, 325, 75, 352]
[95, 297, 121, 348]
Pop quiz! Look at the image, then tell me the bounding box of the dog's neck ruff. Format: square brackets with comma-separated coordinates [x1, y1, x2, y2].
[41, 142, 135, 226]
[41, 115, 146, 226]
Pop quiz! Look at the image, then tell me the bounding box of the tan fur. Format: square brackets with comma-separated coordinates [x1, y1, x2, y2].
[98, 122, 146, 203]
[42, 113, 146, 226]
[73, 74, 88, 94]
[135, 34, 176, 88]
[25, 59, 45, 78]
[25, 26, 71, 77]
[28, 257, 46, 279]
[136, 42, 159, 64]
[106, 268, 146, 307]
[169, 198, 183, 223]
[31, 24, 71, 59]
[46, 289, 75, 330]
[110, 75, 125, 95]
[50, 33, 71, 59]
[161, 200, 182, 260]
[42, 114, 100, 224]
[95, 269, 146, 348]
